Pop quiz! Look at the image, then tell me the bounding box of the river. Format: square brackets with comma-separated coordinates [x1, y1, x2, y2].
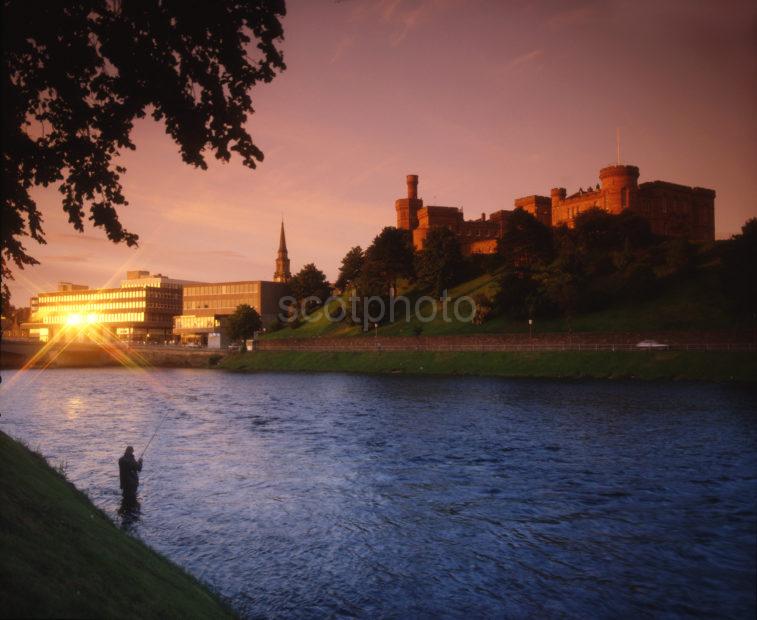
[1, 368, 755, 618]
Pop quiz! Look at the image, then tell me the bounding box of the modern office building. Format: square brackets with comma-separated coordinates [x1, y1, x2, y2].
[173, 280, 289, 347]
[23, 271, 195, 342]
[173, 222, 293, 347]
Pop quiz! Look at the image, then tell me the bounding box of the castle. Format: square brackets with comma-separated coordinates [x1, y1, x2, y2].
[395, 165, 715, 255]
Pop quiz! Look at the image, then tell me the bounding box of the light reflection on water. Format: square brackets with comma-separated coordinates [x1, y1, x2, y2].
[1, 368, 756, 618]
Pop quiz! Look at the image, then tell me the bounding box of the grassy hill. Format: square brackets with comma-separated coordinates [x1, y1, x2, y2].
[0, 431, 234, 619]
[265, 262, 750, 340]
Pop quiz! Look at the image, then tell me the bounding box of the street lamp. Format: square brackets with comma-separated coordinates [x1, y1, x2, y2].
[528, 318, 534, 340]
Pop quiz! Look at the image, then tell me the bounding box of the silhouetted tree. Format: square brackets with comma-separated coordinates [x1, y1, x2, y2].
[1, 0, 286, 302]
[721, 218, 757, 316]
[415, 227, 464, 297]
[495, 267, 542, 320]
[334, 246, 365, 292]
[226, 304, 262, 343]
[289, 263, 331, 312]
[360, 227, 414, 293]
[497, 208, 553, 268]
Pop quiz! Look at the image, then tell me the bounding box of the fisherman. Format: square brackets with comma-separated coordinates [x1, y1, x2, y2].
[118, 446, 143, 506]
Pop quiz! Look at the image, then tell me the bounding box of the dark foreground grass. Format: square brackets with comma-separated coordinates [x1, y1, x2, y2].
[0, 431, 234, 619]
[222, 350, 757, 382]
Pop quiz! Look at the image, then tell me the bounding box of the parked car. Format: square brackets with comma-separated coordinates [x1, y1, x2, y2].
[636, 340, 669, 349]
[185, 342, 201, 348]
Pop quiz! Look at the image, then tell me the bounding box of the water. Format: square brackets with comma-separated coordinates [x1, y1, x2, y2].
[1, 368, 756, 618]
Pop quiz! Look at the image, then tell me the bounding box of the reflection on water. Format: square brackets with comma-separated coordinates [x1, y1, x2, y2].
[2, 368, 756, 618]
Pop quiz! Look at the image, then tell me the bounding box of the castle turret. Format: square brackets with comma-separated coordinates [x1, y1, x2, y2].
[395, 174, 423, 230]
[273, 220, 291, 283]
[599, 165, 639, 214]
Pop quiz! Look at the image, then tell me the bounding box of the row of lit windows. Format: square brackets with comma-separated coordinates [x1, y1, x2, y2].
[184, 297, 259, 311]
[36, 301, 148, 314]
[42, 312, 145, 324]
[173, 315, 221, 330]
[39, 290, 145, 303]
[184, 283, 259, 296]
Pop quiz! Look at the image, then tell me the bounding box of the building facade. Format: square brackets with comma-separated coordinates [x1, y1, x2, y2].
[173, 226, 293, 346]
[173, 280, 288, 346]
[395, 166, 715, 255]
[22, 271, 192, 342]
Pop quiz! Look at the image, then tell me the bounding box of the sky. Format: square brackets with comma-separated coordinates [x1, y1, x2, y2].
[8, 0, 757, 305]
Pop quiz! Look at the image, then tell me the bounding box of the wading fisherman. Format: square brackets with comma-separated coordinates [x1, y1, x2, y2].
[118, 446, 143, 505]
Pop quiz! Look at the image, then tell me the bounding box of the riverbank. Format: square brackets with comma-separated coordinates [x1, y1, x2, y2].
[0, 431, 233, 619]
[221, 350, 757, 381]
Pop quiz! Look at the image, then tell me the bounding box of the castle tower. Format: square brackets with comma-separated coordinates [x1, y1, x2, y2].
[599, 165, 639, 214]
[273, 220, 291, 283]
[395, 174, 423, 230]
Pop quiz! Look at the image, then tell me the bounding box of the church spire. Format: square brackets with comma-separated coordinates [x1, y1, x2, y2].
[273, 219, 291, 283]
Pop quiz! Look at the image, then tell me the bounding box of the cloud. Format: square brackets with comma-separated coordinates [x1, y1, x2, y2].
[506, 49, 544, 71]
[49, 232, 109, 244]
[42, 253, 92, 263]
[330, 33, 357, 64]
[347, 0, 441, 47]
[176, 249, 248, 259]
[547, 4, 601, 30]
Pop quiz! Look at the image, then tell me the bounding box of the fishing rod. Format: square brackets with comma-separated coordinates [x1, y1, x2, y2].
[139, 406, 174, 460]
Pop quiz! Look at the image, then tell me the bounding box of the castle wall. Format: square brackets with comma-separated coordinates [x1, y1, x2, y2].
[394, 165, 714, 259]
[551, 189, 604, 227]
[635, 182, 715, 241]
[514, 195, 552, 226]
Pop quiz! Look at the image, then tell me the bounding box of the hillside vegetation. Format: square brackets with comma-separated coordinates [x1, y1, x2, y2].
[264, 211, 756, 341]
[264, 258, 750, 340]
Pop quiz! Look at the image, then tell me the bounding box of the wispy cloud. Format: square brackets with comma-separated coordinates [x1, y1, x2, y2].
[43, 253, 92, 263]
[547, 4, 601, 30]
[506, 48, 544, 71]
[330, 32, 357, 64]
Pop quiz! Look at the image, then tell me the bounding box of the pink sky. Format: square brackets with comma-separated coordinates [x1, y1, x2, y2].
[9, 0, 757, 306]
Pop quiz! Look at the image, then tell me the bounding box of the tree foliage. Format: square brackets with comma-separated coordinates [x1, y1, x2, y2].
[497, 207, 553, 268]
[334, 246, 364, 292]
[225, 304, 262, 343]
[359, 227, 414, 294]
[1, 0, 287, 303]
[289, 263, 331, 310]
[415, 226, 464, 297]
[720, 218, 757, 316]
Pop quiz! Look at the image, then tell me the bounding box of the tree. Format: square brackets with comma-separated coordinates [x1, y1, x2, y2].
[721, 218, 757, 315]
[289, 263, 331, 312]
[415, 227, 464, 297]
[1, 0, 287, 303]
[360, 227, 414, 294]
[495, 267, 542, 320]
[535, 254, 583, 327]
[225, 304, 262, 343]
[334, 246, 365, 292]
[497, 208, 553, 268]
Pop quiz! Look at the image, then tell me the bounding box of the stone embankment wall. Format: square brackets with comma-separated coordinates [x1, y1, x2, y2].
[0, 341, 220, 369]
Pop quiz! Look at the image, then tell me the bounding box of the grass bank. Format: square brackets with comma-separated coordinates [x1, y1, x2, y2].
[0, 431, 233, 619]
[221, 350, 757, 382]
